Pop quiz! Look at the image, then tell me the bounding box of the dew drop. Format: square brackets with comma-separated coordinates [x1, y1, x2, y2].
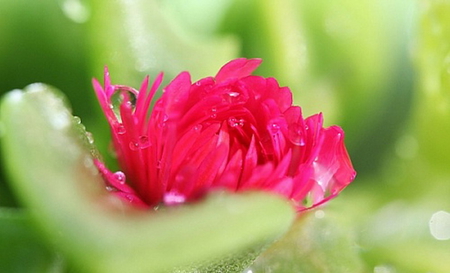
[210, 107, 217, 119]
[110, 87, 138, 122]
[113, 171, 126, 184]
[288, 124, 306, 146]
[138, 135, 150, 149]
[193, 124, 203, 132]
[85, 132, 94, 144]
[73, 116, 81, 124]
[164, 191, 186, 205]
[158, 114, 169, 128]
[228, 91, 240, 97]
[114, 123, 126, 135]
[269, 122, 280, 134]
[228, 117, 245, 128]
[129, 141, 139, 151]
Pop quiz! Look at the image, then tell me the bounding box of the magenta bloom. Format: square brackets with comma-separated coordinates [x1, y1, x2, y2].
[93, 58, 355, 210]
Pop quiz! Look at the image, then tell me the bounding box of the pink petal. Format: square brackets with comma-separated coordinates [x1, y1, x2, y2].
[215, 58, 262, 83]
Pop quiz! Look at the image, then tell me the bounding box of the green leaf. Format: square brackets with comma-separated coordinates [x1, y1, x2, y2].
[0, 84, 294, 272]
[248, 209, 366, 273]
[88, 0, 239, 85]
[414, 0, 450, 173]
[0, 208, 61, 273]
[360, 201, 450, 273]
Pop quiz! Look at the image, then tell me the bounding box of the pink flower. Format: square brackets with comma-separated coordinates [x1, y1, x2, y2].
[93, 58, 356, 211]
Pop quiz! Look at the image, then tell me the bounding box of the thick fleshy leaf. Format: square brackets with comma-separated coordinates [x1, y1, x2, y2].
[247, 209, 365, 272]
[0, 208, 60, 272]
[0, 85, 294, 272]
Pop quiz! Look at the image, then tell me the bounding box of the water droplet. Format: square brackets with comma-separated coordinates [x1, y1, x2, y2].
[106, 186, 115, 192]
[129, 141, 139, 151]
[61, 0, 91, 24]
[114, 123, 126, 135]
[193, 124, 203, 132]
[222, 88, 249, 104]
[85, 132, 94, 144]
[73, 116, 81, 124]
[138, 135, 150, 149]
[288, 124, 305, 146]
[210, 107, 217, 119]
[164, 191, 186, 205]
[113, 171, 126, 184]
[269, 122, 280, 134]
[228, 117, 245, 128]
[429, 210, 450, 240]
[110, 87, 138, 122]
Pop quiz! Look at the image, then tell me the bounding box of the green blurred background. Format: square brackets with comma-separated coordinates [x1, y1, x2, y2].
[1, 0, 450, 272]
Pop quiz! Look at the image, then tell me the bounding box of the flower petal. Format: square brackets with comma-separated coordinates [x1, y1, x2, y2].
[215, 58, 262, 83]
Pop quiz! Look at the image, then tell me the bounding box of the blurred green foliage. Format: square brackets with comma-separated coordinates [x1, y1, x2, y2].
[1, 0, 450, 272]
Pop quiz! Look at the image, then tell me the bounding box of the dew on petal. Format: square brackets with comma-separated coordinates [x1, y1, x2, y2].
[129, 141, 139, 151]
[210, 107, 218, 119]
[138, 135, 151, 149]
[114, 123, 126, 135]
[164, 191, 186, 205]
[110, 87, 138, 121]
[228, 117, 245, 128]
[269, 122, 281, 134]
[224, 90, 244, 104]
[288, 124, 306, 146]
[158, 114, 169, 128]
[193, 124, 203, 131]
[113, 171, 126, 184]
